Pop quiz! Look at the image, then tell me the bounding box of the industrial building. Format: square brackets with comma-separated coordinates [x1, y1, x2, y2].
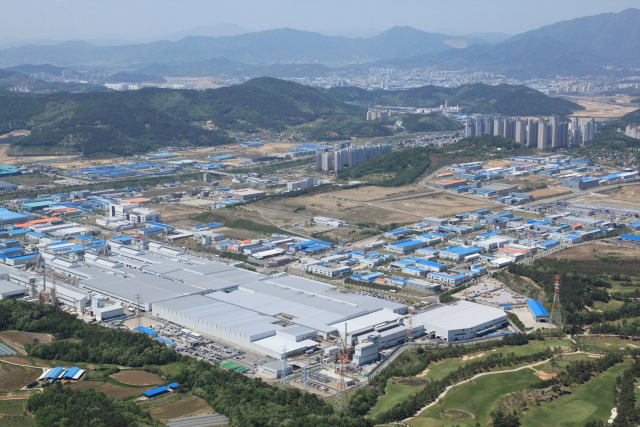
[225, 188, 266, 201]
[527, 300, 550, 323]
[38, 240, 409, 359]
[0, 279, 28, 299]
[413, 300, 508, 341]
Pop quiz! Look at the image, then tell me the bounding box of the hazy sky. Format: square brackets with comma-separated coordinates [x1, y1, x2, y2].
[2, 0, 639, 42]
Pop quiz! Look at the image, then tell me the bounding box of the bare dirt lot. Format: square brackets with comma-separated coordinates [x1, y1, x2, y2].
[549, 243, 640, 261]
[580, 194, 640, 210]
[528, 188, 571, 198]
[260, 195, 419, 225]
[153, 203, 203, 222]
[600, 185, 640, 199]
[373, 192, 495, 217]
[111, 370, 162, 386]
[570, 98, 638, 118]
[322, 184, 427, 203]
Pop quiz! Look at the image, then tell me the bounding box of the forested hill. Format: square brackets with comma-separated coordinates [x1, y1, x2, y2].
[325, 83, 582, 116]
[1, 77, 368, 157]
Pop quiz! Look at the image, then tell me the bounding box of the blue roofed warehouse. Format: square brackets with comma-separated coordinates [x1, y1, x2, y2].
[527, 300, 550, 323]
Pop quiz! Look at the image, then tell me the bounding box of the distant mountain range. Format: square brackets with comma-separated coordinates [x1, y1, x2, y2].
[1, 9, 636, 78]
[378, 8, 640, 77]
[0, 26, 478, 68]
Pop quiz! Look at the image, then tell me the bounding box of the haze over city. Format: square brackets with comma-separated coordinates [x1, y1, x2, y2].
[1, 0, 638, 45]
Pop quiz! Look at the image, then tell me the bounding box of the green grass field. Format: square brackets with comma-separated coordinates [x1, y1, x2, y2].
[369, 380, 422, 418]
[581, 336, 640, 352]
[412, 369, 541, 426]
[0, 399, 27, 415]
[593, 299, 625, 311]
[422, 339, 571, 382]
[522, 361, 631, 427]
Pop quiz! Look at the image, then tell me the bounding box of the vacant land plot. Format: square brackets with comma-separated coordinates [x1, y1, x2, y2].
[528, 188, 571, 199]
[111, 370, 162, 386]
[68, 380, 149, 399]
[570, 98, 638, 118]
[260, 195, 418, 225]
[310, 226, 376, 244]
[0, 362, 41, 392]
[549, 243, 640, 261]
[579, 194, 640, 210]
[140, 394, 213, 421]
[325, 184, 426, 203]
[153, 203, 203, 222]
[599, 185, 640, 199]
[374, 193, 494, 218]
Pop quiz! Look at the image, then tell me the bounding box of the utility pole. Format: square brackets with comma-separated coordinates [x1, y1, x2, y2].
[550, 274, 563, 330]
[333, 324, 350, 413]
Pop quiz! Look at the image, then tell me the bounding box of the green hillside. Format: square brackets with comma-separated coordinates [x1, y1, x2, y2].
[0, 77, 367, 156]
[326, 83, 582, 116]
[382, 113, 463, 132]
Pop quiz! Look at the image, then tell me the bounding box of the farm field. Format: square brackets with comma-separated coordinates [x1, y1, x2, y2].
[139, 393, 213, 421]
[0, 332, 50, 353]
[68, 380, 155, 399]
[0, 356, 52, 368]
[0, 399, 28, 416]
[110, 370, 163, 386]
[0, 362, 41, 392]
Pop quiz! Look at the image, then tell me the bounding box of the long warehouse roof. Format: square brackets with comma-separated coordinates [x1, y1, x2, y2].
[413, 300, 506, 331]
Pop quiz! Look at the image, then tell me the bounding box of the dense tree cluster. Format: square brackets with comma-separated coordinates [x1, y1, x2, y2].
[27, 384, 161, 427]
[612, 359, 640, 426]
[380, 113, 462, 132]
[338, 147, 431, 186]
[0, 77, 372, 156]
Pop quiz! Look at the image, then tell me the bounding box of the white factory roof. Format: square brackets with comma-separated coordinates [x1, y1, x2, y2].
[81, 270, 207, 305]
[329, 310, 402, 335]
[154, 295, 280, 340]
[252, 335, 317, 355]
[413, 300, 506, 330]
[0, 279, 27, 294]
